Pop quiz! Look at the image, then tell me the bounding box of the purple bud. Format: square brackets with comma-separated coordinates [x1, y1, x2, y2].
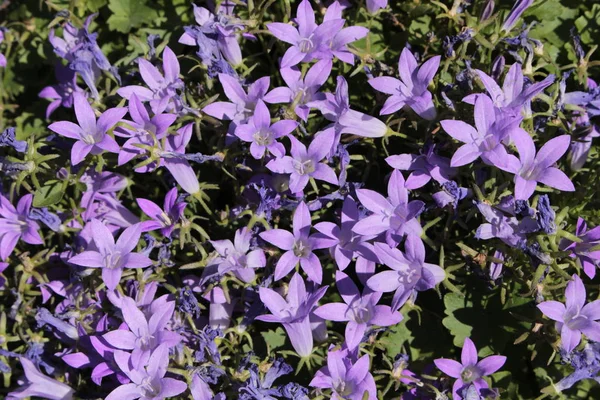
[480, 0, 495, 21]
[491, 55, 505, 81]
[502, 0, 534, 32]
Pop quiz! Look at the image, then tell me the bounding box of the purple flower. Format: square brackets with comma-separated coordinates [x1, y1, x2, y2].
[257, 273, 327, 357]
[103, 296, 181, 368]
[118, 46, 184, 113]
[560, 218, 600, 279]
[537, 275, 600, 353]
[68, 219, 153, 290]
[48, 92, 126, 165]
[203, 74, 270, 124]
[366, 0, 387, 13]
[264, 60, 332, 122]
[7, 357, 74, 400]
[369, 48, 441, 120]
[511, 133, 574, 200]
[137, 187, 187, 237]
[474, 202, 536, 247]
[38, 64, 85, 119]
[315, 271, 402, 350]
[267, 0, 344, 68]
[434, 337, 506, 400]
[502, 0, 534, 32]
[568, 113, 600, 171]
[234, 100, 298, 159]
[321, 3, 369, 65]
[352, 170, 424, 243]
[310, 347, 377, 399]
[210, 227, 266, 283]
[266, 129, 338, 194]
[259, 202, 334, 283]
[157, 123, 202, 195]
[0, 127, 28, 153]
[106, 344, 187, 400]
[367, 235, 445, 311]
[386, 144, 456, 189]
[0, 194, 43, 260]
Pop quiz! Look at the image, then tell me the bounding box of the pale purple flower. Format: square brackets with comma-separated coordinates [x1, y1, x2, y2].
[103, 296, 181, 368]
[386, 144, 456, 189]
[369, 48, 441, 120]
[366, 0, 387, 13]
[434, 337, 506, 400]
[210, 227, 266, 283]
[568, 113, 600, 171]
[352, 169, 424, 243]
[68, 219, 153, 290]
[511, 133, 575, 200]
[48, 92, 126, 165]
[234, 100, 298, 159]
[264, 60, 332, 122]
[7, 357, 74, 400]
[474, 202, 535, 247]
[38, 64, 84, 118]
[502, 0, 534, 32]
[267, 0, 344, 68]
[310, 347, 377, 399]
[489, 250, 505, 281]
[137, 187, 186, 237]
[538, 275, 600, 353]
[315, 271, 402, 350]
[0, 194, 43, 261]
[259, 202, 334, 283]
[560, 218, 600, 279]
[266, 129, 338, 194]
[106, 345, 187, 400]
[322, 2, 369, 65]
[367, 235, 445, 311]
[257, 273, 327, 357]
[117, 46, 184, 113]
[203, 74, 270, 124]
[204, 287, 236, 329]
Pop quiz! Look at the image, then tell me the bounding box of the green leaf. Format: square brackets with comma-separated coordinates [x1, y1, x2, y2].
[33, 180, 66, 207]
[260, 327, 287, 352]
[107, 0, 158, 33]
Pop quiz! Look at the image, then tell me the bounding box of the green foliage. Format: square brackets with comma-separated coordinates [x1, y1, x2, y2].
[107, 0, 159, 33]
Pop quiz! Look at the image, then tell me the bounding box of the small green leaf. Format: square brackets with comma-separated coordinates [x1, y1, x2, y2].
[33, 180, 66, 207]
[261, 327, 287, 352]
[107, 0, 158, 33]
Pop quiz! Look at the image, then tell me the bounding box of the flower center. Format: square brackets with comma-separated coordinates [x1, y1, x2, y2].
[461, 365, 482, 384]
[138, 333, 157, 350]
[564, 306, 588, 330]
[82, 133, 97, 145]
[158, 211, 172, 226]
[103, 251, 122, 270]
[253, 128, 273, 146]
[299, 36, 314, 53]
[139, 377, 161, 397]
[293, 159, 315, 176]
[334, 379, 353, 396]
[293, 239, 311, 258]
[351, 304, 372, 324]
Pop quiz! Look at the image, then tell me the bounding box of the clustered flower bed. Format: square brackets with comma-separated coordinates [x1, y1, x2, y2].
[1, 0, 600, 398]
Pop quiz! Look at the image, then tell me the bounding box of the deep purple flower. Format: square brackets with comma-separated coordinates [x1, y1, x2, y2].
[257, 273, 327, 357]
[48, 92, 126, 165]
[560, 218, 600, 279]
[310, 347, 377, 399]
[434, 337, 506, 400]
[259, 202, 334, 283]
[266, 130, 338, 194]
[315, 271, 402, 350]
[0, 194, 43, 260]
[210, 227, 266, 283]
[369, 48, 441, 120]
[367, 235, 445, 311]
[68, 219, 153, 290]
[137, 187, 186, 237]
[502, 0, 534, 32]
[537, 275, 600, 353]
[38, 64, 85, 118]
[234, 100, 298, 159]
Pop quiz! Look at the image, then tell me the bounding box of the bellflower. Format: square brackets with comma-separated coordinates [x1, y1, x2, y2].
[68, 219, 153, 290]
[204, 287, 235, 329]
[48, 92, 126, 165]
[367, 0, 387, 13]
[434, 337, 506, 400]
[38, 64, 84, 118]
[560, 218, 600, 279]
[310, 347, 377, 399]
[537, 274, 600, 353]
[259, 201, 335, 283]
[267, 0, 344, 68]
[501, 0, 534, 32]
[511, 133, 575, 200]
[210, 227, 266, 283]
[257, 273, 327, 357]
[137, 187, 186, 237]
[386, 144, 456, 189]
[264, 59, 333, 122]
[157, 123, 202, 195]
[103, 296, 181, 368]
[316, 76, 388, 146]
[0, 193, 43, 261]
[568, 113, 600, 171]
[7, 357, 74, 400]
[234, 100, 298, 159]
[353, 169, 425, 244]
[322, 2, 369, 65]
[369, 48, 441, 120]
[203, 73, 270, 125]
[117, 46, 184, 113]
[315, 271, 403, 350]
[105, 345, 187, 400]
[266, 129, 338, 194]
[474, 202, 537, 247]
[367, 235, 445, 311]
